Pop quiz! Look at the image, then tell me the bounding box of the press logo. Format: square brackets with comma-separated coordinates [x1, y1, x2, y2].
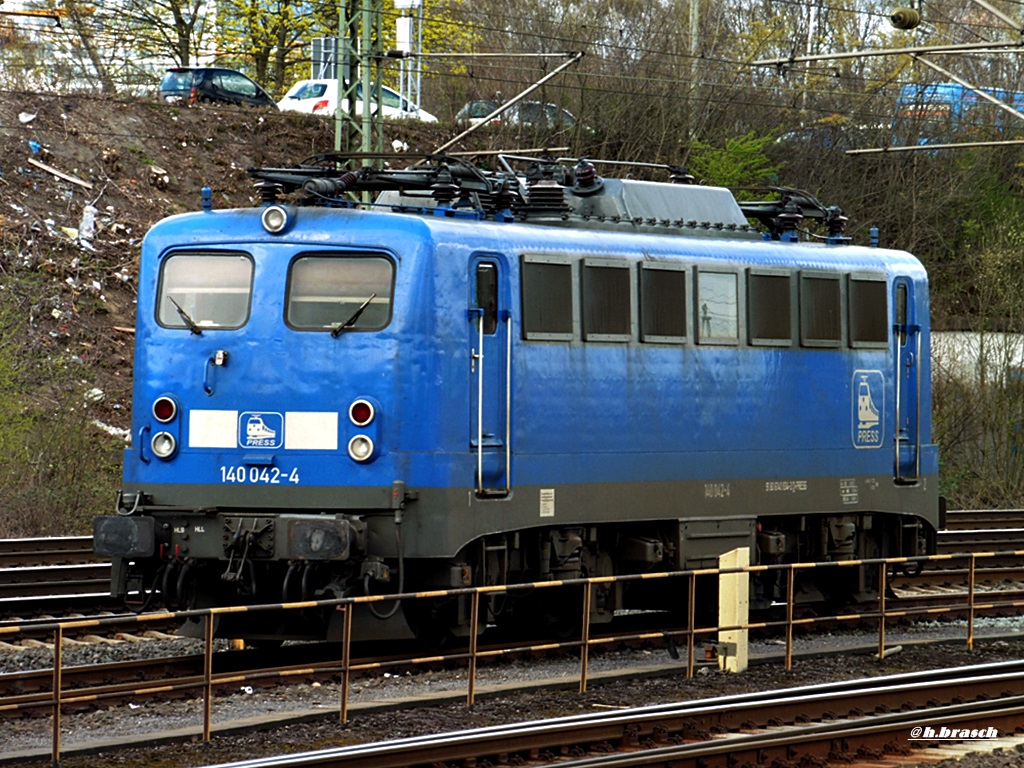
[852, 370, 884, 449]
[239, 412, 284, 449]
[909, 726, 999, 740]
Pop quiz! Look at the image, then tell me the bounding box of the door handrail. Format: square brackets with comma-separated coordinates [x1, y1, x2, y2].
[470, 307, 511, 497]
[894, 322, 922, 485]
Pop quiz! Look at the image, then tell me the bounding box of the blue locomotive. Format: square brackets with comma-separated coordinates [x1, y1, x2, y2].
[94, 155, 941, 642]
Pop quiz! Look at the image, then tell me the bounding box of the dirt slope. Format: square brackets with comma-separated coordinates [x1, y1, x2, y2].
[0, 92, 452, 535]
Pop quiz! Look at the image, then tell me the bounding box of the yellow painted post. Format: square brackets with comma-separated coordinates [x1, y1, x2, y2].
[718, 548, 749, 673]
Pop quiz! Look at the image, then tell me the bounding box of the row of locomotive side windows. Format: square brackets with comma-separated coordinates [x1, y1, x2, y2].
[519, 254, 889, 347]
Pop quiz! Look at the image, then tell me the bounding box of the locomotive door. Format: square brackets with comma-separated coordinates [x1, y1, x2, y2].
[893, 278, 921, 484]
[469, 258, 511, 497]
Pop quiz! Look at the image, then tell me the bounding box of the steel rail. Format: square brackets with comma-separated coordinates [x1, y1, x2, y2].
[0, 536, 97, 566]
[944, 509, 1024, 529]
[194, 664, 1024, 768]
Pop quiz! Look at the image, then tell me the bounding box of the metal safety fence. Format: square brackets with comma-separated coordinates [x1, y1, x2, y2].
[3, 548, 1024, 764]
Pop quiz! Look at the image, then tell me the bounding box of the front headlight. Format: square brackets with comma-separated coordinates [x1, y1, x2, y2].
[261, 204, 293, 234]
[347, 435, 375, 462]
[151, 431, 177, 459]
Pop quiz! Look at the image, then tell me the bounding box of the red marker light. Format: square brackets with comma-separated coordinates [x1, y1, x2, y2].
[153, 396, 177, 423]
[349, 399, 374, 426]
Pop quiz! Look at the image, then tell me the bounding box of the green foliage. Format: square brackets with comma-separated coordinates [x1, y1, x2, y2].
[687, 132, 780, 192]
[211, 0, 481, 97]
[214, 0, 331, 91]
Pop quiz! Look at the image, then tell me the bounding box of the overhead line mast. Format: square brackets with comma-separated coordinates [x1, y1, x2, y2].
[336, 0, 384, 161]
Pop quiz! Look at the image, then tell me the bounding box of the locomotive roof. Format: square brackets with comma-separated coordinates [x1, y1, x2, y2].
[247, 154, 851, 244]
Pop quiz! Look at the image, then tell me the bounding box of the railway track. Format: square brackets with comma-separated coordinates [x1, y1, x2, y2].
[0, 536, 117, 617]
[943, 508, 1024, 530]
[936, 527, 1024, 553]
[194, 661, 1024, 768]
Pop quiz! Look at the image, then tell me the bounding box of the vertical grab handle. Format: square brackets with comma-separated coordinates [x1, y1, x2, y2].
[502, 310, 512, 495]
[893, 324, 902, 480]
[468, 308, 485, 494]
[203, 350, 229, 396]
[915, 331, 922, 480]
[137, 425, 151, 464]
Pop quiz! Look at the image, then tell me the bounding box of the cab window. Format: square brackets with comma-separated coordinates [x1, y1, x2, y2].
[157, 251, 253, 330]
[286, 254, 394, 331]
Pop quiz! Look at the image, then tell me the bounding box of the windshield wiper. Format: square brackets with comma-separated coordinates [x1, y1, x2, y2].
[168, 296, 203, 335]
[332, 293, 377, 337]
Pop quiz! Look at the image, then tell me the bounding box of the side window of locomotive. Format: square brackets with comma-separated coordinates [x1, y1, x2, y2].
[475, 262, 498, 335]
[286, 255, 394, 332]
[800, 272, 842, 347]
[696, 270, 739, 345]
[640, 262, 688, 343]
[849, 276, 888, 347]
[521, 256, 575, 341]
[157, 251, 253, 330]
[582, 259, 631, 341]
[748, 270, 793, 346]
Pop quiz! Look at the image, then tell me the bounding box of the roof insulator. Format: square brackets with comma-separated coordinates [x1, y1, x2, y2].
[431, 166, 459, 206]
[255, 180, 283, 205]
[572, 159, 604, 196]
[774, 201, 803, 237]
[826, 205, 848, 238]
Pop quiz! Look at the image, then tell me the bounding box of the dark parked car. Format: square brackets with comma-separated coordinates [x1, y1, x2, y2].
[158, 67, 278, 110]
[455, 99, 577, 128]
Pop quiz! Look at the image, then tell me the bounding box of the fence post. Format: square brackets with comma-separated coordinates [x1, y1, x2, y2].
[51, 625, 63, 768]
[579, 582, 592, 693]
[686, 572, 696, 679]
[468, 590, 480, 705]
[877, 562, 887, 659]
[967, 554, 976, 650]
[340, 603, 352, 723]
[785, 566, 794, 671]
[203, 613, 214, 741]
